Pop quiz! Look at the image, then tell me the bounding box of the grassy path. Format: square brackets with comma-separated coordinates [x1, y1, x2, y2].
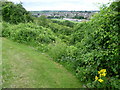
[2, 38, 82, 88]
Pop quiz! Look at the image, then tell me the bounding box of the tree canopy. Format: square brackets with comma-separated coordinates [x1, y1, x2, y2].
[2, 0, 33, 24]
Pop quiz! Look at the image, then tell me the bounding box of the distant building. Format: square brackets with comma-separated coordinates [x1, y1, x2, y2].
[31, 11, 99, 20]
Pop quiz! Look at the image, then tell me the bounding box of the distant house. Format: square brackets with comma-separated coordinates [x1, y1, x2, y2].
[31, 11, 99, 19]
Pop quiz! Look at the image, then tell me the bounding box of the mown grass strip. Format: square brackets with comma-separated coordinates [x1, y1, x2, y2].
[2, 38, 82, 88]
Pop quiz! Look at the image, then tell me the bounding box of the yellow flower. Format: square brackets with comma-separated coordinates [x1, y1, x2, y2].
[100, 73, 106, 77]
[98, 69, 106, 74]
[95, 76, 98, 81]
[100, 69, 106, 73]
[98, 79, 104, 82]
[98, 71, 101, 74]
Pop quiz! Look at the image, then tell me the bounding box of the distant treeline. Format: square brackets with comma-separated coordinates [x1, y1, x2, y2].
[30, 10, 100, 13]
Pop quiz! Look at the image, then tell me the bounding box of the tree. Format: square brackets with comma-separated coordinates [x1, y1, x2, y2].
[35, 15, 52, 27]
[2, 0, 33, 24]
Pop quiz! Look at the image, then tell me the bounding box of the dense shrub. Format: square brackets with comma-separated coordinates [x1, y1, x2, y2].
[52, 19, 75, 28]
[73, 1, 120, 88]
[69, 22, 92, 45]
[2, 22, 56, 45]
[48, 41, 67, 61]
[35, 16, 73, 37]
[1, 1, 33, 24]
[48, 23, 73, 36]
[34, 15, 52, 27]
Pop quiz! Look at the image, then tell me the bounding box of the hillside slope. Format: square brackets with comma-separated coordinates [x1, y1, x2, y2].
[2, 38, 81, 88]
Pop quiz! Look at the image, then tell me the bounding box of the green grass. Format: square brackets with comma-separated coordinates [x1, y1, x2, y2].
[2, 37, 82, 88]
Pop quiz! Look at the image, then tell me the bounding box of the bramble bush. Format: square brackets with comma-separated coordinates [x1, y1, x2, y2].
[73, 1, 120, 88]
[51, 19, 75, 28]
[2, 22, 56, 47]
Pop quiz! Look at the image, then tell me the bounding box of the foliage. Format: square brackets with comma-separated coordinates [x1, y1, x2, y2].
[74, 1, 120, 88]
[2, 22, 56, 46]
[72, 15, 85, 19]
[69, 22, 91, 44]
[34, 15, 52, 27]
[48, 41, 67, 61]
[48, 22, 73, 36]
[52, 19, 75, 28]
[2, 1, 33, 24]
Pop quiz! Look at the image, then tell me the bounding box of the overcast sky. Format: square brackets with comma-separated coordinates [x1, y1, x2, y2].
[9, 0, 112, 11]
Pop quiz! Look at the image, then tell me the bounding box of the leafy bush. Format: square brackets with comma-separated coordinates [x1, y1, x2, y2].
[52, 19, 75, 28]
[1, 1, 33, 24]
[69, 22, 92, 44]
[48, 23, 73, 35]
[48, 41, 78, 72]
[2, 22, 56, 45]
[73, 1, 120, 88]
[48, 41, 67, 61]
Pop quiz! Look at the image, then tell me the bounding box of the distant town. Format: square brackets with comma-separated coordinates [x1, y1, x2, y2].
[30, 10, 99, 22]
